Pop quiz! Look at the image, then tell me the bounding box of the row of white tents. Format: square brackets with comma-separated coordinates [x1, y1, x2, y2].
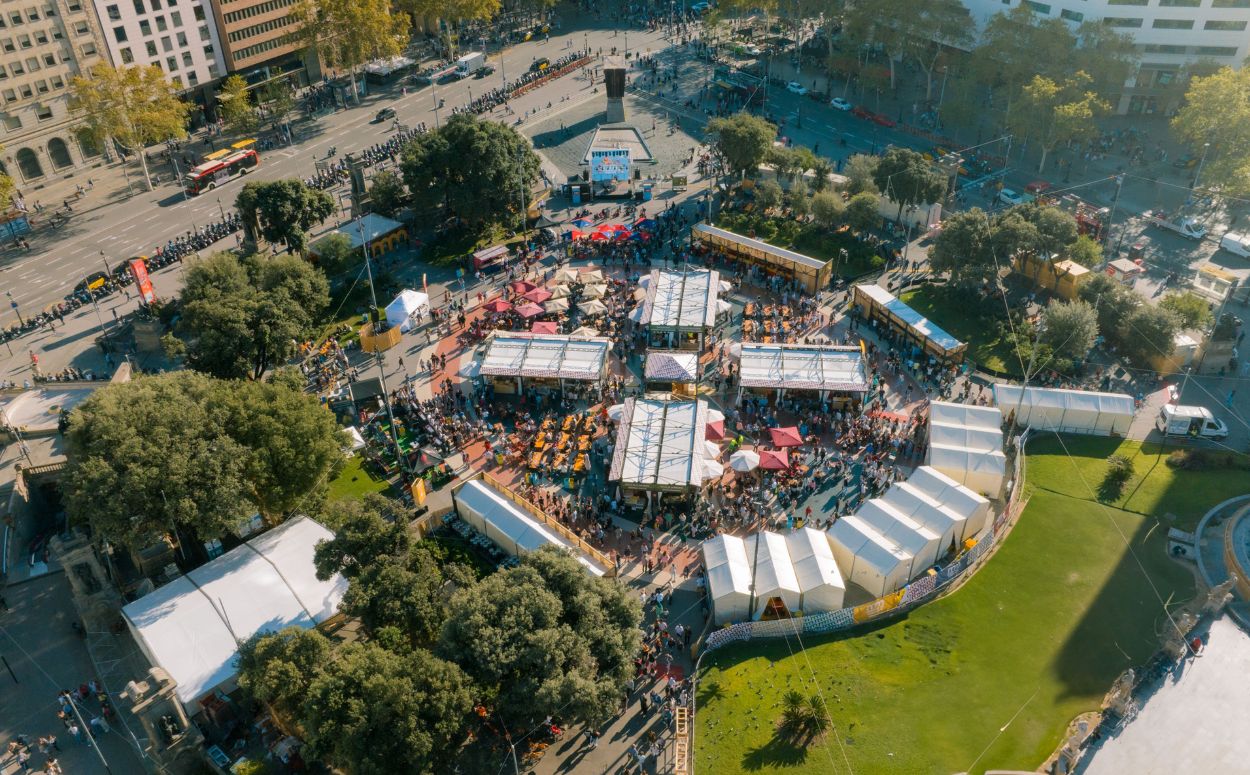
[925, 401, 1007, 497]
[992, 384, 1135, 437]
[703, 528, 846, 623]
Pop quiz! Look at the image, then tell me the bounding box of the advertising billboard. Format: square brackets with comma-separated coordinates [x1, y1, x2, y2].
[590, 148, 631, 182]
[129, 257, 156, 305]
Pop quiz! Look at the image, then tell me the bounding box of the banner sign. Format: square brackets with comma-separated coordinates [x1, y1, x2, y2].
[590, 148, 631, 182]
[129, 258, 156, 304]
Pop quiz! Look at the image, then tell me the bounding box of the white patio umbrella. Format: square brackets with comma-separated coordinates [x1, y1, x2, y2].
[553, 268, 579, 283]
[550, 284, 572, 299]
[582, 284, 608, 299]
[628, 306, 646, 323]
[701, 459, 724, 481]
[729, 450, 760, 472]
[581, 269, 604, 283]
[579, 299, 608, 315]
[725, 342, 743, 358]
[607, 403, 626, 421]
[703, 440, 721, 460]
[570, 325, 599, 337]
[707, 408, 726, 424]
[638, 275, 652, 289]
[719, 280, 733, 293]
[546, 297, 570, 312]
[716, 299, 733, 315]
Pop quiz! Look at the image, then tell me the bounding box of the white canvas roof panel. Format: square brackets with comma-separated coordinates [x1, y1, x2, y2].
[856, 284, 963, 354]
[855, 499, 943, 578]
[992, 385, 1134, 436]
[827, 516, 912, 598]
[644, 351, 700, 382]
[929, 421, 1004, 454]
[929, 401, 1003, 433]
[122, 516, 346, 705]
[609, 399, 707, 489]
[908, 466, 992, 537]
[883, 481, 969, 545]
[744, 532, 802, 618]
[738, 343, 870, 392]
[640, 269, 720, 331]
[478, 333, 611, 381]
[454, 479, 605, 575]
[927, 444, 1007, 498]
[785, 527, 846, 612]
[702, 534, 753, 624]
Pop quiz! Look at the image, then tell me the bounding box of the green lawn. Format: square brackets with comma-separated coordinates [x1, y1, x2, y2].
[325, 454, 394, 501]
[695, 437, 1213, 775]
[899, 285, 1022, 376]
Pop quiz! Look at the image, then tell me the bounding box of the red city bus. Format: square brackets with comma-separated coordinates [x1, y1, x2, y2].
[184, 147, 259, 195]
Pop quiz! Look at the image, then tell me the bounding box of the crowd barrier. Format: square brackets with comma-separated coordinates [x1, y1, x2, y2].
[508, 56, 591, 99]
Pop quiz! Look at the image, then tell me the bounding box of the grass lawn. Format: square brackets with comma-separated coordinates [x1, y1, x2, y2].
[325, 454, 394, 501]
[899, 285, 1021, 376]
[695, 437, 1212, 775]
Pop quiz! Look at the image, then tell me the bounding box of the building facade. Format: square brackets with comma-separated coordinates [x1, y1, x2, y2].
[961, 0, 1250, 113]
[0, 0, 111, 185]
[211, 0, 305, 77]
[90, 0, 226, 92]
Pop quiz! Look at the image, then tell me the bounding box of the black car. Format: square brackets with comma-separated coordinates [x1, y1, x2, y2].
[474, 64, 496, 78]
[373, 107, 397, 123]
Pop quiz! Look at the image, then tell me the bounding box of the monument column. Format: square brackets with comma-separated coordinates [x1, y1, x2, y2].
[604, 56, 626, 124]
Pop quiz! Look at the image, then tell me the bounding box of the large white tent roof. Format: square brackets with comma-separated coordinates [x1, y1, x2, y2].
[926, 444, 1007, 498]
[827, 516, 912, 598]
[478, 333, 611, 381]
[744, 532, 802, 618]
[702, 534, 753, 624]
[992, 385, 1134, 436]
[907, 466, 992, 537]
[454, 479, 605, 575]
[123, 516, 346, 705]
[384, 289, 430, 333]
[881, 481, 969, 545]
[738, 343, 869, 392]
[640, 269, 720, 331]
[929, 401, 1003, 432]
[785, 527, 846, 612]
[855, 499, 943, 576]
[609, 398, 708, 489]
[644, 350, 700, 382]
[929, 421, 1004, 454]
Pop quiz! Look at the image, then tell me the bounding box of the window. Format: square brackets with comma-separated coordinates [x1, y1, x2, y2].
[181, 51, 191, 66]
[80, 41, 96, 54]
[106, 4, 119, 19]
[1, 39, 14, 52]
[0, 18, 6, 28]
[19, 85, 32, 98]
[17, 33, 30, 47]
[1107, 0, 1147, 4]
[139, 19, 150, 35]
[35, 79, 47, 93]
[119, 45, 133, 62]
[1158, 0, 1200, 5]
[155, 15, 166, 31]
[41, 53, 54, 65]
[193, 5, 204, 20]
[2, 90, 15, 102]
[1212, 0, 1250, 6]
[66, 0, 81, 11]
[0, 65, 6, 79]
[73, 21, 89, 35]
[165, 55, 176, 70]
[161, 34, 171, 51]
[1103, 16, 1143, 27]
[187, 71, 197, 86]
[2, 114, 20, 130]
[51, 28, 61, 39]
[8, 13, 22, 25]
[171, 10, 181, 25]
[133, 0, 144, 13]
[150, 0, 160, 8]
[171, 74, 181, 87]
[1153, 18, 1194, 28]
[25, 7, 39, 20]
[1022, 0, 1051, 8]
[198, 24, 208, 40]
[1060, 8, 1083, 21]
[33, 30, 45, 43]
[43, 4, 56, 16]
[8, 62, 20, 75]
[113, 25, 127, 42]
[145, 40, 156, 55]
[25, 57, 38, 71]
[1196, 45, 1239, 55]
[202, 43, 213, 58]
[1205, 19, 1248, 29]
[176, 31, 186, 45]
[49, 75, 61, 88]
[35, 104, 52, 120]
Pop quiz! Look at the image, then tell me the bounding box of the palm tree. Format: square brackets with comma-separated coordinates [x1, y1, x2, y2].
[780, 691, 832, 742]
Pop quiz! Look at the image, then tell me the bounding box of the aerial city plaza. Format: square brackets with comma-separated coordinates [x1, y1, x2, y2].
[0, 0, 1248, 773]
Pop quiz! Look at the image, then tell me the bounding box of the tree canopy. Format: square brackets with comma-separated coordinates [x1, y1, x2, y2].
[217, 75, 258, 134]
[400, 113, 541, 232]
[706, 113, 776, 178]
[841, 154, 880, 195]
[236, 627, 330, 719]
[929, 208, 997, 285]
[178, 251, 329, 380]
[438, 546, 642, 728]
[1171, 66, 1250, 194]
[63, 371, 344, 548]
[235, 179, 335, 253]
[291, 0, 410, 88]
[1039, 299, 1098, 371]
[1007, 72, 1108, 173]
[872, 147, 946, 222]
[368, 170, 407, 217]
[1160, 291, 1213, 331]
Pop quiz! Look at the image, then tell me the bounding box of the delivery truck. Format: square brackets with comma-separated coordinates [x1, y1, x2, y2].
[1146, 210, 1207, 240]
[456, 52, 486, 77]
[1155, 404, 1229, 440]
[1219, 231, 1250, 258]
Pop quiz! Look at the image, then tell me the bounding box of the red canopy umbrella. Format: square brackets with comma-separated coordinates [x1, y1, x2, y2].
[483, 299, 512, 313]
[510, 280, 538, 294]
[597, 223, 630, 235]
[589, 232, 609, 241]
[515, 302, 545, 318]
[531, 321, 558, 334]
[759, 449, 790, 470]
[523, 287, 553, 304]
[706, 420, 726, 441]
[769, 426, 804, 447]
[570, 229, 588, 240]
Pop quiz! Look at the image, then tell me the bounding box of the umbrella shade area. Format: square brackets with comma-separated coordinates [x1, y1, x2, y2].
[581, 269, 605, 283]
[729, 450, 760, 471]
[702, 459, 725, 481]
[546, 297, 570, 312]
[634, 218, 656, 229]
[531, 321, 558, 334]
[706, 420, 726, 441]
[571, 218, 592, 228]
[522, 288, 554, 304]
[759, 449, 790, 470]
[550, 284, 571, 299]
[580, 300, 608, 315]
[596, 224, 629, 236]
[510, 280, 538, 294]
[703, 440, 721, 460]
[590, 232, 609, 242]
[570, 230, 589, 240]
[570, 325, 599, 337]
[483, 299, 512, 313]
[769, 426, 804, 447]
[553, 268, 579, 283]
[582, 284, 608, 299]
[515, 302, 546, 318]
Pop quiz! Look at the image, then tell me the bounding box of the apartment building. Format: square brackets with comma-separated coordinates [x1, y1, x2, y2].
[962, 0, 1250, 113]
[0, 0, 111, 185]
[90, 0, 226, 92]
[211, 0, 308, 76]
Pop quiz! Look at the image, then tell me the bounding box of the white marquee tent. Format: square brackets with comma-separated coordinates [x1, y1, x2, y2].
[737, 343, 869, 393]
[384, 289, 430, 333]
[478, 333, 611, 383]
[702, 534, 753, 624]
[929, 401, 1003, 433]
[928, 422, 1003, 454]
[826, 516, 912, 598]
[785, 527, 846, 612]
[743, 532, 802, 619]
[854, 499, 943, 578]
[640, 269, 720, 332]
[880, 480, 969, 547]
[453, 479, 605, 576]
[609, 398, 708, 490]
[123, 517, 347, 705]
[907, 466, 992, 538]
[926, 443, 1008, 497]
[993, 385, 1134, 437]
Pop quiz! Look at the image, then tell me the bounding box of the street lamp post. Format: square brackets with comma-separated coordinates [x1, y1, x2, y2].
[938, 66, 949, 108]
[216, 197, 226, 220]
[99, 250, 111, 277]
[6, 291, 21, 327]
[1193, 141, 1211, 191]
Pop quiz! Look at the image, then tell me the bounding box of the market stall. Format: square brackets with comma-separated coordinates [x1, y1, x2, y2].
[744, 531, 802, 620]
[691, 223, 832, 294]
[992, 385, 1134, 437]
[476, 333, 611, 397]
[638, 269, 721, 350]
[702, 533, 753, 624]
[854, 499, 943, 578]
[906, 466, 992, 539]
[785, 527, 846, 613]
[826, 516, 913, 598]
[608, 398, 710, 509]
[853, 284, 967, 364]
[384, 289, 430, 333]
[736, 342, 869, 408]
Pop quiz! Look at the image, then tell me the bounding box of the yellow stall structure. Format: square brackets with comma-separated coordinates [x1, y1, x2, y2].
[1013, 252, 1090, 301]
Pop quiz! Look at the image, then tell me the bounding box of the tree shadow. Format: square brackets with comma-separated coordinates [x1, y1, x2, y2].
[697, 679, 723, 705]
[741, 730, 811, 770]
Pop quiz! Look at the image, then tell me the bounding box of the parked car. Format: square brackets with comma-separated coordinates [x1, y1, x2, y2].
[870, 112, 896, 127]
[786, 81, 807, 95]
[530, 57, 550, 72]
[830, 97, 852, 111]
[373, 107, 396, 123]
[997, 188, 1027, 206]
[743, 44, 762, 56]
[475, 64, 496, 78]
[691, 1, 712, 11]
[1024, 180, 1051, 195]
[851, 105, 873, 120]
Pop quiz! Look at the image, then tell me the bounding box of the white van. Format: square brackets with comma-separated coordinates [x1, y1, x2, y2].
[1155, 404, 1229, 439]
[1219, 232, 1250, 258]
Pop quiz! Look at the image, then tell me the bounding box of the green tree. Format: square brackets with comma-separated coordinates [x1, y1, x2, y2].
[930, 208, 998, 286]
[1007, 72, 1108, 173]
[1066, 234, 1103, 268]
[314, 495, 413, 579]
[0, 145, 14, 208]
[311, 232, 358, 278]
[989, 209, 1042, 261]
[755, 179, 783, 212]
[811, 191, 845, 230]
[291, 0, 410, 103]
[1071, 22, 1138, 100]
[369, 170, 407, 217]
[1118, 305, 1179, 368]
[872, 147, 945, 223]
[236, 627, 331, 719]
[179, 252, 329, 380]
[69, 63, 190, 190]
[400, 113, 540, 232]
[1078, 273, 1140, 345]
[217, 75, 258, 134]
[706, 113, 776, 178]
[841, 154, 879, 195]
[340, 549, 464, 647]
[235, 179, 335, 253]
[1160, 292, 1213, 331]
[1171, 66, 1250, 194]
[302, 642, 473, 775]
[810, 157, 833, 192]
[1020, 204, 1079, 256]
[787, 181, 811, 219]
[845, 191, 880, 234]
[63, 372, 344, 547]
[258, 73, 298, 129]
[904, 0, 973, 101]
[438, 546, 641, 728]
[1039, 299, 1098, 368]
[968, 5, 1076, 115]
